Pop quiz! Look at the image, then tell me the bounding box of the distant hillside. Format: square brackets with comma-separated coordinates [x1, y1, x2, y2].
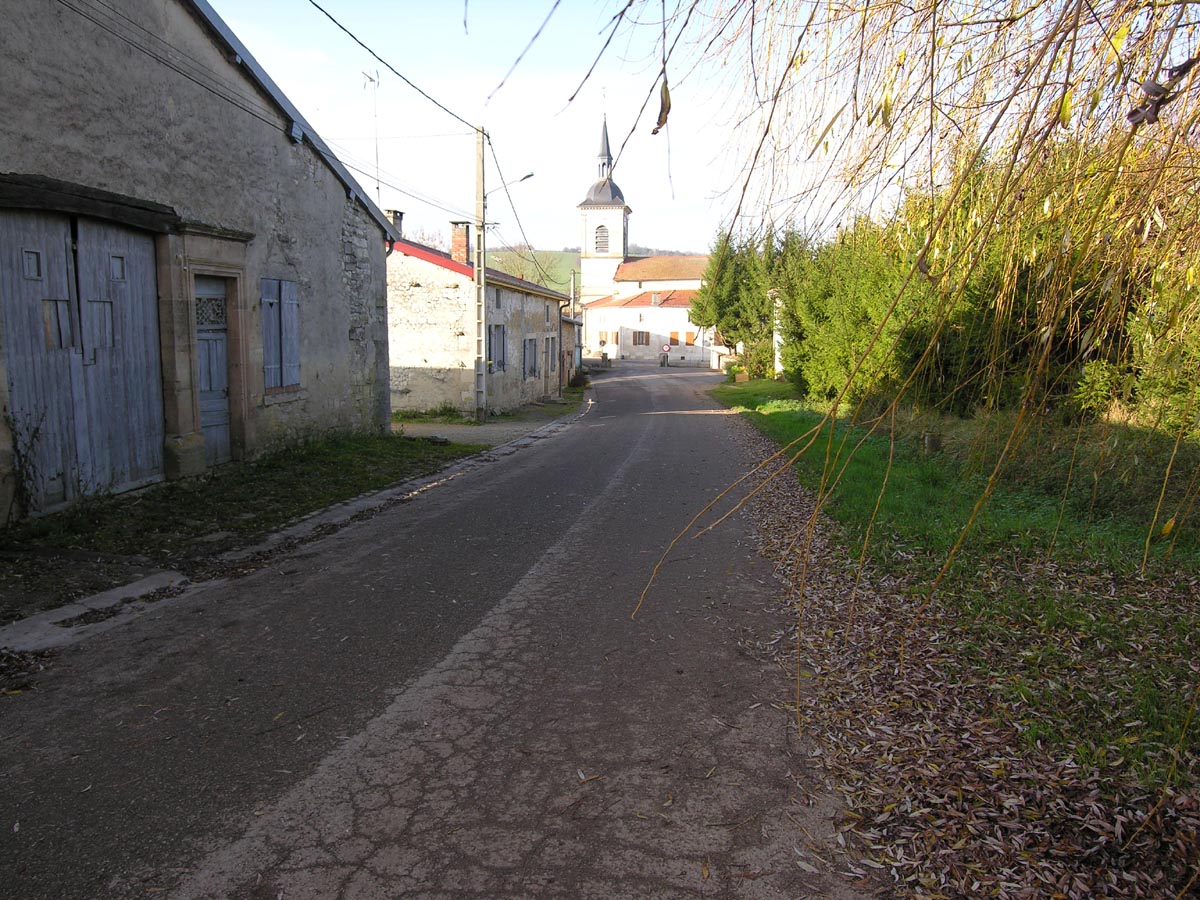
[489, 245, 706, 293]
[628, 244, 703, 257]
[489, 249, 579, 293]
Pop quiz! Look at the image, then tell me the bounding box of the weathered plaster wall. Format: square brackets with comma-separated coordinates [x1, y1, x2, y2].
[585, 305, 710, 364]
[613, 277, 703, 296]
[385, 255, 475, 411]
[0, 0, 389, 490]
[385, 255, 563, 414]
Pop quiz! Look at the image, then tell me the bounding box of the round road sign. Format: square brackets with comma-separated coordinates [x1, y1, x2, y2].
[661, 344, 671, 352]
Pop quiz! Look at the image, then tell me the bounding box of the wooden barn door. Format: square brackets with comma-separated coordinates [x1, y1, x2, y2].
[194, 275, 231, 466]
[0, 211, 78, 509]
[0, 211, 164, 513]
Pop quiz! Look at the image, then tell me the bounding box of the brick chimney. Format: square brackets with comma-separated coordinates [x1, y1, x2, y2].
[450, 221, 471, 264]
[385, 209, 404, 237]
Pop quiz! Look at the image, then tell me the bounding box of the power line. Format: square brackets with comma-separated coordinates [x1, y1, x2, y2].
[490, 231, 572, 288]
[486, 137, 560, 289]
[323, 137, 473, 219]
[57, 0, 469, 232]
[336, 157, 472, 221]
[304, 0, 476, 131]
[56, 0, 284, 133]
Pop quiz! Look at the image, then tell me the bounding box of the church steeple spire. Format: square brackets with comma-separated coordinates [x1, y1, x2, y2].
[598, 116, 613, 180]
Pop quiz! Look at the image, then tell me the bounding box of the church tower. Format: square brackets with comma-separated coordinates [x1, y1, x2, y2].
[578, 117, 630, 306]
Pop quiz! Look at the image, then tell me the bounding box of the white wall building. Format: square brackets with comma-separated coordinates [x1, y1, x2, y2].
[386, 226, 572, 414]
[575, 120, 723, 367]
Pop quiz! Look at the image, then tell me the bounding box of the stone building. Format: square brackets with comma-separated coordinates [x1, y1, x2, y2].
[0, 0, 398, 520]
[576, 120, 722, 366]
[386, 225, 573, 414]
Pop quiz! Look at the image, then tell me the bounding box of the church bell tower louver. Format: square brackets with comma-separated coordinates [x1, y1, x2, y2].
[577, 117, 630, 306]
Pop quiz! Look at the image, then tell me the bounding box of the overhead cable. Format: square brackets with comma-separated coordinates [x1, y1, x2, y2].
[486, 137, 560, 289]
[304, 0, 476, 131]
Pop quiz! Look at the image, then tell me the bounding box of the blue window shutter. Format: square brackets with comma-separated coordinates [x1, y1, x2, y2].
[262, 278, 281, 389]
[281, 280, 300, 386]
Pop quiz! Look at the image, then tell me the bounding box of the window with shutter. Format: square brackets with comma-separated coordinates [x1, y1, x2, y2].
[281, 280, 300, 387]
[594, 225, 609, 253]
[686, 331, 696, 346]
[262, 279, 281, 389]
[262, 278, 300, 391]
[669, 332, 679, 345]
[488, 323, 507, 371]
[524, 338, 538, 377]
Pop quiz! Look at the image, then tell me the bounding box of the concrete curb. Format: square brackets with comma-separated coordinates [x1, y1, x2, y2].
[0, 570, 189, 651]
[0, 399, 593, 652]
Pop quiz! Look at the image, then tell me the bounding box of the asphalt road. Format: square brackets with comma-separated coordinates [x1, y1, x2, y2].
[0, 362, 870, 899]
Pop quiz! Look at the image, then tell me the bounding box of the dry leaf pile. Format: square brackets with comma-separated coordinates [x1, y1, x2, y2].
[0, 646, 53, 695]
[733, 425, 1200, 898]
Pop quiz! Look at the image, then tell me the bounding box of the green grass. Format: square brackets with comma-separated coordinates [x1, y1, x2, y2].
[714, 379, 1200, 786]
[2, 431, 483, 561]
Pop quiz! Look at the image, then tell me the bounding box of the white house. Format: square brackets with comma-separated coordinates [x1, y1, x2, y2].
[386, 224, 573, 414]
[575, 120, 722, 366]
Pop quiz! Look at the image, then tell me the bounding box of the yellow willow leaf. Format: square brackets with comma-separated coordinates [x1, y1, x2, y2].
[1059, 88, 1073, 128]
[1160, 516, 1176, 538]
[1108, 22, 1130, 62]
[882, 89, 894, 129]
[808, 102, 846, 160]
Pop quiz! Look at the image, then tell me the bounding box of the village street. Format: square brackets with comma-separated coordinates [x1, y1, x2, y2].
[0, 364, 869, 900]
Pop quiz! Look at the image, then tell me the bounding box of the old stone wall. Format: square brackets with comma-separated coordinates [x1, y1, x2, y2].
[0, 0, 391, 499]
[386, 255, 474, 412]
[386, 255, 564, 414]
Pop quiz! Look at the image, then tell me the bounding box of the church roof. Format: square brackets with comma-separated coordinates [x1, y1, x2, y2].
[579, 177, 627, 208]
[579, 116, 629, 209]
[614, 255, 709, 282]
[586, 289, 698, 309]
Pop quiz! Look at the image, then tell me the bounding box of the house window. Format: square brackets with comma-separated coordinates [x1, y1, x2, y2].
[545, 303, 550, 324]
[669, 332, 679, 345]
[685, 331, 696, 346]
[493, 287, 501, 310]
[523, 337, 539, 378]
[262, 278, 300, 390]
[488, 323, 507, 371]
[599, 330, 609, 345]
[633, 330, 650, 346]
[594, 225, 609, 253]
[547, 336, 557, 372]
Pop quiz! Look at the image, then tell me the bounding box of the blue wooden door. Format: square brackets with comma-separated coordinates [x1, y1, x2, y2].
[195, 276, 231, 466]
[0, 211, 164, 513]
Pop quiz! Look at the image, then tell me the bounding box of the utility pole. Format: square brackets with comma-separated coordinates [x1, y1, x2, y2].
[363, 70, 381, 205]
[474, 126, 487, 422]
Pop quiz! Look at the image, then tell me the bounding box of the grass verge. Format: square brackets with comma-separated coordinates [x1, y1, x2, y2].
[0, 432, 483, 622]
[713, 378, 1199, 786]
